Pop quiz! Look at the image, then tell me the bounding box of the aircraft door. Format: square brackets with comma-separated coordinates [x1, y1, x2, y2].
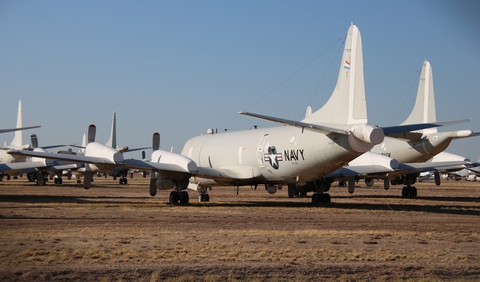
[257, 134, 269, 168]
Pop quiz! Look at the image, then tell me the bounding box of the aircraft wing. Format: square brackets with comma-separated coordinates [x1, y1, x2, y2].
[327, 160, 469, 180]
[8, 150, 116, 164]
[122, 159, 195, 174]
[7, 150, 195, 175]
[0, 125, 41, 134]
[382, 119, 469, 137]
[239, 112, 349, 134]
[0, 161, 47, 172]
[239, 111, 469, 137]
[0, 161, 81, 175]
[397, 161, 469, 174]
[326, 165, 394, 178]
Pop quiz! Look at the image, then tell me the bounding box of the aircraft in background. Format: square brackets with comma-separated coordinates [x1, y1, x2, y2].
[63, 111, 150, 185]
[180, 24, 462, 204]
[368, 60, 479, 196]
[8, 124, 198, 203]
[0, 133, 80, 184]
[0, 101, 41, 179]
[318, 60, 478, 198]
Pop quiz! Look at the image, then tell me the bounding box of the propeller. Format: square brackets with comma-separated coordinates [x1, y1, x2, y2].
[88, 124, 96, 144]
[30, 134, 39, 149]
[152, 132, 160, 151]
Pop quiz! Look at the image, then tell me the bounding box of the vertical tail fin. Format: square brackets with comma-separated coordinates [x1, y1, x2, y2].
[79, 133, 86, 153]
[400, 60, 436, 134]
[106, 111, 117, 149]
[302, 23, 366, 125]
[10, 100, 23, 146]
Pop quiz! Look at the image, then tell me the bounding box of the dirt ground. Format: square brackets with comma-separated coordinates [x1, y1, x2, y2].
[0, 175, 479, 281]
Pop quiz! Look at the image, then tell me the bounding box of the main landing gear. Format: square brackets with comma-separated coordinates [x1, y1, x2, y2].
[402, 186, 417, 198]
[393, 174, 418, 198]
[198, 193, 210, 202]
[288, 179, 333, 205]
[169, 191, 190, 204]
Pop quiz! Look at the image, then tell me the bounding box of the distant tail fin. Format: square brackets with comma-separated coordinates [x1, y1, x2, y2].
[400, 60, 437, 134]
[302, 23, 366, 125]
[80, 133, 86, 153]
[106, 110, 117, 149]
[10, 100, 23, 146]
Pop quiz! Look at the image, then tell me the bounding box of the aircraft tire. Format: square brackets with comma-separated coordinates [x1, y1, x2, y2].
[124, 178, 128, 185]
[401, 187, 409, 198]
[287, 185, 296, 198]
[323, 193, 331, 203]
[410, 187, 417, 198]
[169, 191, 179, 204]
[180, 191, 189, 204]
[204, 194, 210, 202]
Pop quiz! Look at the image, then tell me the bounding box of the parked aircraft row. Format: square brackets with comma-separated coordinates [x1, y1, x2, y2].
[2, 24, 478, 205]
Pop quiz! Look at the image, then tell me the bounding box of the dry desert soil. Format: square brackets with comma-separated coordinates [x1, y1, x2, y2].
[0, 176, 479, 281]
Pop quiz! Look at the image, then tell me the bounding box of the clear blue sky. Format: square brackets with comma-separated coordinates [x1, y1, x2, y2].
[1, 1, 479, 160]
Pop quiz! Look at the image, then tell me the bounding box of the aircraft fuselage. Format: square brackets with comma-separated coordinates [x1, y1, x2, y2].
[182, 126, 362, 187]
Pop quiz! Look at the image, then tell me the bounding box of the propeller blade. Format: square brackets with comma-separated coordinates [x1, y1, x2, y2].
[30, 134, 39, 148]
[88, 124, 96, 144]
[152, 132, 160, 151]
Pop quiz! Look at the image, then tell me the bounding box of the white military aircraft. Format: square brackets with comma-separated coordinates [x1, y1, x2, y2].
[180, 24, 465, 204]
[6, 24, 465, 204]
[322, 60, 478, 197]
[8, 124, 198, 203]
[64, 111, 151, 185]
[0, 101, 41, 176]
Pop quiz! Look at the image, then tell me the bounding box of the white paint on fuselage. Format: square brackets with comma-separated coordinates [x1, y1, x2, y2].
[182, 126, 361, 186]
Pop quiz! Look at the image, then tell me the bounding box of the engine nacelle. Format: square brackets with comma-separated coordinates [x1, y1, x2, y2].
[31, 148, 54, 166]
[156, 178, 175, 190]
[151, 150, 198, 173]
[85, 142, 123, 163]
[349, 151, 399, 172]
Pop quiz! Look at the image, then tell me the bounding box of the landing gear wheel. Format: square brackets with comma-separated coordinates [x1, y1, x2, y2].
[169, 191, 179, 204]
[312, 193, 331, 205]
[180, 191, 189, 204]
[402, 186, 418, 198]
[58, 178, 63, 184]
[76, 179, 81, 184]
[287, 185, 296, 198]
[54, 178, 58, 184]
[198, 194, 210, 202]
[410, 187, 417, 198]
